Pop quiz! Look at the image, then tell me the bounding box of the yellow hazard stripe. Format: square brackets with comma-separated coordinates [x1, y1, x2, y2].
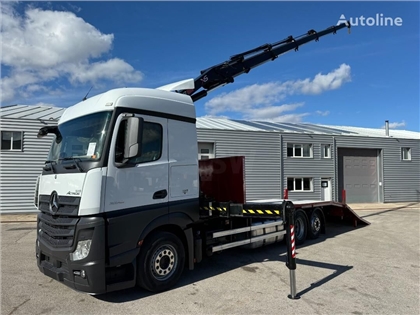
[201, 206, 227, 212]
[201, 206, 281, 215]
[243, 209, 282, 215]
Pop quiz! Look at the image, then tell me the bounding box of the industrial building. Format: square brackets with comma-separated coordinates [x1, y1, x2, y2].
[196, 118, 420, 204]
[1, 104, 419, 214]
[0, 105, 65, 213]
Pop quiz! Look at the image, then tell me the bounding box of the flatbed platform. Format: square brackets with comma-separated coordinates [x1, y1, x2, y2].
[201, 199, 370, 227]
[248, 199, 370, 226]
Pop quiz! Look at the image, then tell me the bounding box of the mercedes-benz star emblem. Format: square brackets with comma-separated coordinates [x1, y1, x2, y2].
[49, 191, 59, 214]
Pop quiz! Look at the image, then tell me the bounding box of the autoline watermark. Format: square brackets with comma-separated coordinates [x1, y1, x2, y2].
[337, 14, 403, 27]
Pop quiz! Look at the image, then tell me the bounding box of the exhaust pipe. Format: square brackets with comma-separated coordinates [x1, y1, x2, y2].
[385, 120, 389, 137]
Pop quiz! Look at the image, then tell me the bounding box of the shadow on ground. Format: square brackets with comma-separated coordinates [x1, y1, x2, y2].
[96, 221, 361, 303]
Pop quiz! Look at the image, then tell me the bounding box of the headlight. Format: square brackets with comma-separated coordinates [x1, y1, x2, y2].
[70, 240, 92, 261]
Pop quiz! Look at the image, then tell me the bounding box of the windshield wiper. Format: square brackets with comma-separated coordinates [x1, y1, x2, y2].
[59, 157, 84, 172]
[43, 160, 57, 173]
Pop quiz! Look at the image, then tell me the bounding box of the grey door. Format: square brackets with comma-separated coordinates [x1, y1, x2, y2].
[338, 148, 379, 203]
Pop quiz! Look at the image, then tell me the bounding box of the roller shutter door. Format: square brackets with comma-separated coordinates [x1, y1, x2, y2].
[338, 148, 379, 203]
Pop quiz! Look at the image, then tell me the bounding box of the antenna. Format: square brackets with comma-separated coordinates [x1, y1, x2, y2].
[82, 86, 93, 101]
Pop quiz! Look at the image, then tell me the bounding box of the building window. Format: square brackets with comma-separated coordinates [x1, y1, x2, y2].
[401, 147, 411, 161]
[287, 177, 313, 191]
[198, 142, 215, 160]
[287, 143, 312, 158]
[322, 144, 331, 158]
[1, 131, 23, 151]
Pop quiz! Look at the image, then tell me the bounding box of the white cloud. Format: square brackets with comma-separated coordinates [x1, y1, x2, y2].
[244, 103, 304, 120]
[205, 82, 288, 115]
[66, 59, 142, 85]
[2, 8, 113, 69]
[26, 85, 49, 93]
[204, 64, 351, 122]
[383, 121, 406, 129]
[291, 64, 351, 94]
[316, 110, 330, 116]
[1, 4, 143, 103]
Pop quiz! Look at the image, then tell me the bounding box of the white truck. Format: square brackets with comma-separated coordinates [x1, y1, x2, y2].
[34, 21, 365, 294]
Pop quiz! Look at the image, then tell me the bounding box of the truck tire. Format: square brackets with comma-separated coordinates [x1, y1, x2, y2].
[308, 208, 323, 239]
[294, 209, 308, 245]
[137, 231, 185, 292]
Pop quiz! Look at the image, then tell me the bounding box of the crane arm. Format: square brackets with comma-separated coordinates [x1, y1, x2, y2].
[177, 21, 351, 102]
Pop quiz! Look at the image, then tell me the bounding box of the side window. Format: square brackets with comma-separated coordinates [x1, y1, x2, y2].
[322, 144, 331, 158]
[401, 147, 411, 161]
[115, 119, 163, 164]
[115, 120, 127, 163]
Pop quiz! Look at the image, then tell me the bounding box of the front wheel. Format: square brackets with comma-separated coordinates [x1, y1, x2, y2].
[137, 231, 185, 292]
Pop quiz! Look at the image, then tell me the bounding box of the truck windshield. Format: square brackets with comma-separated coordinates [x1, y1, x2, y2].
[48, 111, 112, 162]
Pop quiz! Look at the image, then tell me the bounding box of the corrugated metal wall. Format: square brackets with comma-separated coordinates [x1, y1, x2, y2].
[198, 129, 419, 203]
[0, 118, 55, 213]
[335, 135, 420, 203]
[282, 133, 335, 201]
[383, 138, 420, 202]
[197, 129, 282, 200]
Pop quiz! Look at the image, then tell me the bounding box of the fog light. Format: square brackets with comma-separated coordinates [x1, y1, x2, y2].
[73, 270, 86, 278]
[70, 239, 92, 261]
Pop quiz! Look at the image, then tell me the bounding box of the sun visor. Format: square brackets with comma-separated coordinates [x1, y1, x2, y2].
[156, 79, 195, 91]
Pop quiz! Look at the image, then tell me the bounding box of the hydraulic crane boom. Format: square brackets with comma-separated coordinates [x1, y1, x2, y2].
[177, 21, 351, 102]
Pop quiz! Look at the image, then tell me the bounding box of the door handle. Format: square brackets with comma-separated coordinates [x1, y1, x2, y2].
[153, 189, 167, 199]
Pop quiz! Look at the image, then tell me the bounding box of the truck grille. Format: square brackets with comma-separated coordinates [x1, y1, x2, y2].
[38, 194, 80, 248]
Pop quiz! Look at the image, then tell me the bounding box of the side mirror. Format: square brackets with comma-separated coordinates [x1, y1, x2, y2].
[37, 127, 49, 138]
[37, 126, 62, 143]
[123, 117, 144, 159]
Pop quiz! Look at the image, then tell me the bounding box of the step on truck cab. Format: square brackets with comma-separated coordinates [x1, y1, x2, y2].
[34, 21, 354, 294]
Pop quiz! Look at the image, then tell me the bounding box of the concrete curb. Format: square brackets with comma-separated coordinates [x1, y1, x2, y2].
[347, 202, 420, 211]
[0, 214, 38, 223]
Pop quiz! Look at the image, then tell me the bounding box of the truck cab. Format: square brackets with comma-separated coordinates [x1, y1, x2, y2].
[35, 86, 200, 294]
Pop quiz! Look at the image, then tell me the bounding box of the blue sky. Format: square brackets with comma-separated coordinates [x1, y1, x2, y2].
[1, 1, 419, 131]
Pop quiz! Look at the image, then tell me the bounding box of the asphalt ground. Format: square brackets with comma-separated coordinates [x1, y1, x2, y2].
[1, 205, 419, 315]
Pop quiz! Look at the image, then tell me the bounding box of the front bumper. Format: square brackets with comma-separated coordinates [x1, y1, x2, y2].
[36, 214, 107, 294]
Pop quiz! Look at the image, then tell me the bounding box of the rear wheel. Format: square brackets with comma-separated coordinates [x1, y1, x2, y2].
[294, 209, 308, 245]
[137, 231, 185, 292]
[308, 208, 323, 239]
